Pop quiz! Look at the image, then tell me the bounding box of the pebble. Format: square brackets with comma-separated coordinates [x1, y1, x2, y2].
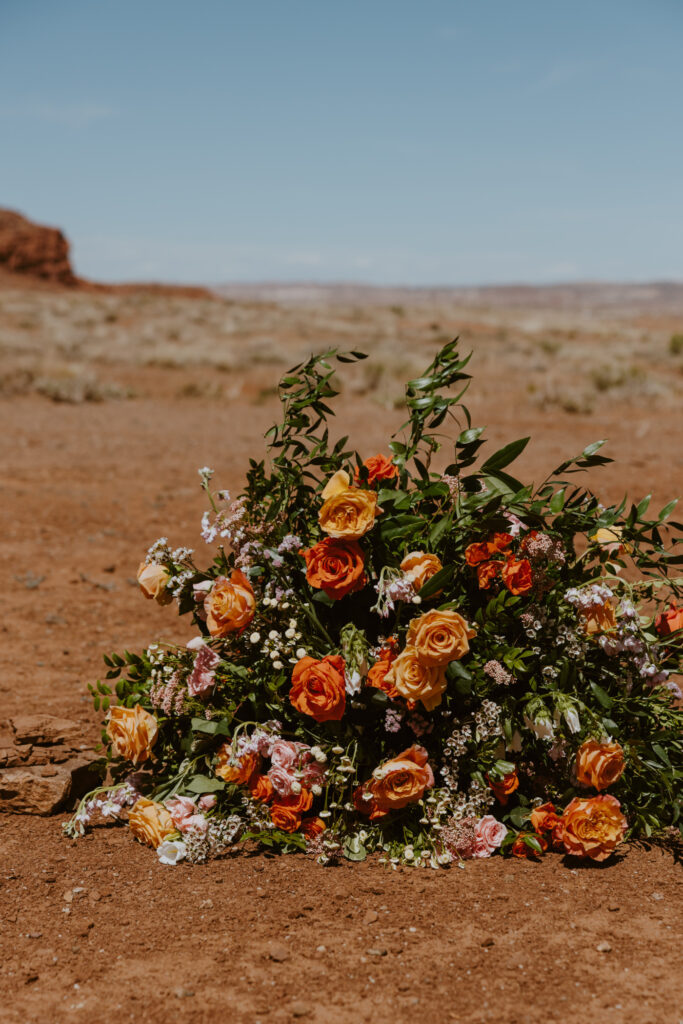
[267, 942, 290, 962]
[363, 910, 379, 925]
[366, 948, 388, 957]
[607, 904, 620, 912]
[596, 941, 612, 953]
[481, 937, 495, 947]
[174, 988, 195, 999]
[291, 1002, 310, 1018]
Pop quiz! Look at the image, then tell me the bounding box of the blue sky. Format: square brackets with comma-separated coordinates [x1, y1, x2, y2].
[1, 1, 682, 285]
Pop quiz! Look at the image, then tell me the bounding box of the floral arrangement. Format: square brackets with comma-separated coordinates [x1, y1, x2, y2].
[67, 341, 683, 869]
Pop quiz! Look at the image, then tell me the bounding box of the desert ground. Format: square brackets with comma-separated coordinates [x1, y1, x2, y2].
[1, 275, 682, 1023]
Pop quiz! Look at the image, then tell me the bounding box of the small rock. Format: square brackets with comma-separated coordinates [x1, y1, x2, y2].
[174, 988, 195, 999]
[316, 945, 326, 953]
[363, 909, 379, 925]
[651, 892, 663, 901]
[267, 942, 290, 962]
[26, 932, 43, 939]
[366, 948, 388, 957]
[481, 936, 495, 947]
[607, 903, 620, 912]
[596, 941, 612, 953]
[291, 1002, 310, 1018]
[10, 715, 81, 747]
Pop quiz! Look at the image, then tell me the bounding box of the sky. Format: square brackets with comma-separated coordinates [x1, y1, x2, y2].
[1, 0, 682, 285]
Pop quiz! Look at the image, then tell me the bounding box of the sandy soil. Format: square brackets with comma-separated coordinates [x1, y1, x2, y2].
[0, 281, 682, 1023]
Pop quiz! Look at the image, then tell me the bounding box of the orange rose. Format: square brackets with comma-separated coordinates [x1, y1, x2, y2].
[655, 603, 683, 637]
[318, 470, 381, 540]
[300, 816, 326, 838]
[575, 739, 625, 791]
[384, 646, 447, 711]
[289, 654, 346, 722]
[302, 537, 366, 600]
[489, 532, 513, 553]
[205, 570, 255, 637]
[367, 644, 399, 699]
[477, 560, 500, 590]
[581, 600, 617, 635]
[357, 454, 398, 486]
[501, 557, 532, 595]
[487, 769, 519, 805]
[400, 551, 443, 592]
[215, 746, 261, 785]
[406, 609, 476, 667]
[106, 704, 158, 765]
[128, 798, 175, 849]
[272, 789, 313, 815]
[248, 774, 275, 803]
[465, 542, 490, 566]
[270, 804, 302, 833]
[357, 744, 434, 819]
[562, 795, 627, 861]
[137, 562, 173, 605]
[530, 802, 565, 850]
[511, 832, 548, 859]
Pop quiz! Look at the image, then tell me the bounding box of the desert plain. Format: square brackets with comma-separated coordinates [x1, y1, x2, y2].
[1, 269, 683, 1023]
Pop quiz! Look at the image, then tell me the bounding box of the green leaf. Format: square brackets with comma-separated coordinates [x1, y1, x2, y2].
[523, 834, 543, 854]
[418, 564, 455, 599]
[342, 836, 368, 861]
[185, 775, 226, 795]
[190, 717, 230, 736]
[481, 437, 530, 473]
[589, 682, 613, 710]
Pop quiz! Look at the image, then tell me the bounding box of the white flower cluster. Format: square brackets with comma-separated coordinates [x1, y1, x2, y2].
[145, 537, 172, 565]
[249, 603, 304, 671]
[473, 699, 503, 741]
[565, 583, 614, 609]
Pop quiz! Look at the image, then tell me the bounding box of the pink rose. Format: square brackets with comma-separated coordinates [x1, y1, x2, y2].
[198, 794, 217, 811]
[270, 739, 306, 770]
[182, 813, 208, 835]
[267, 763, 298, 797]
[187, 643, 220, 697]
[166, 795, 197, 830]
[472, 815, 508, 858]
[300, 759, 326, 789]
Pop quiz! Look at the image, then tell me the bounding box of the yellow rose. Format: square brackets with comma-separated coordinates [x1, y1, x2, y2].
[318, 470, 381, 540]
[400, 551, 443, 593]
[106, 704, 158, 765]
[137, 562, 173, 605]
[406, 609, 476, 667]
[384, 645, 448, 711]
[128, 798, 175, 849]
[590, 526, 632, 556]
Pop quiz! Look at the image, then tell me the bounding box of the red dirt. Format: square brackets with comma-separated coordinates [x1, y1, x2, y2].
[0, 295, 682, 1022]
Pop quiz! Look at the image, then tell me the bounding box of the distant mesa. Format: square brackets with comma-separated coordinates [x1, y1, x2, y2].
[0, 208, 78, 285]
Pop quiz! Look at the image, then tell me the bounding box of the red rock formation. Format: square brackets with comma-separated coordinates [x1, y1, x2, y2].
[0, 208, 78, 285]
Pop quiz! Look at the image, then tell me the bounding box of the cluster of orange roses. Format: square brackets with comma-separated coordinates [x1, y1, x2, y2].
[214, 744, 325, 837]
[465, 533, 533, 594]
[507, 739, 627, 861]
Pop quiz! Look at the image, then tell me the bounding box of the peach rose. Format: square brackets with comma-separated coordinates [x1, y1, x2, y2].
[576, 739, 625, 791]
[406, 609, 476, 667]
[318, 470, 381, 540]
[300, 816, 326, 838]
[137, 562, 173, 605]
[400, 551, 443, 593]
[214, 746, 261, 785]
[204, 570, 255, 637]
[289, 654, 346, 722]
[501, 557, 533, 595]
[357, 454, 398, 486]
[581, 600, 617, 635]
[487, 769, 519, 805]
[655, 603, 683, 637]
[384, 645, 448, 711]
[477, 560, 500, 590]
[530, 801, 565, 850]
[128, 797, 175, 849]
[357, 744, 434, 819]
[367, 644, 399, 699]
[302, 537, 367, 600]
[562, 794, 627, 861]
[248, 774, 275, 803]
[106, 704, 158, 765]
